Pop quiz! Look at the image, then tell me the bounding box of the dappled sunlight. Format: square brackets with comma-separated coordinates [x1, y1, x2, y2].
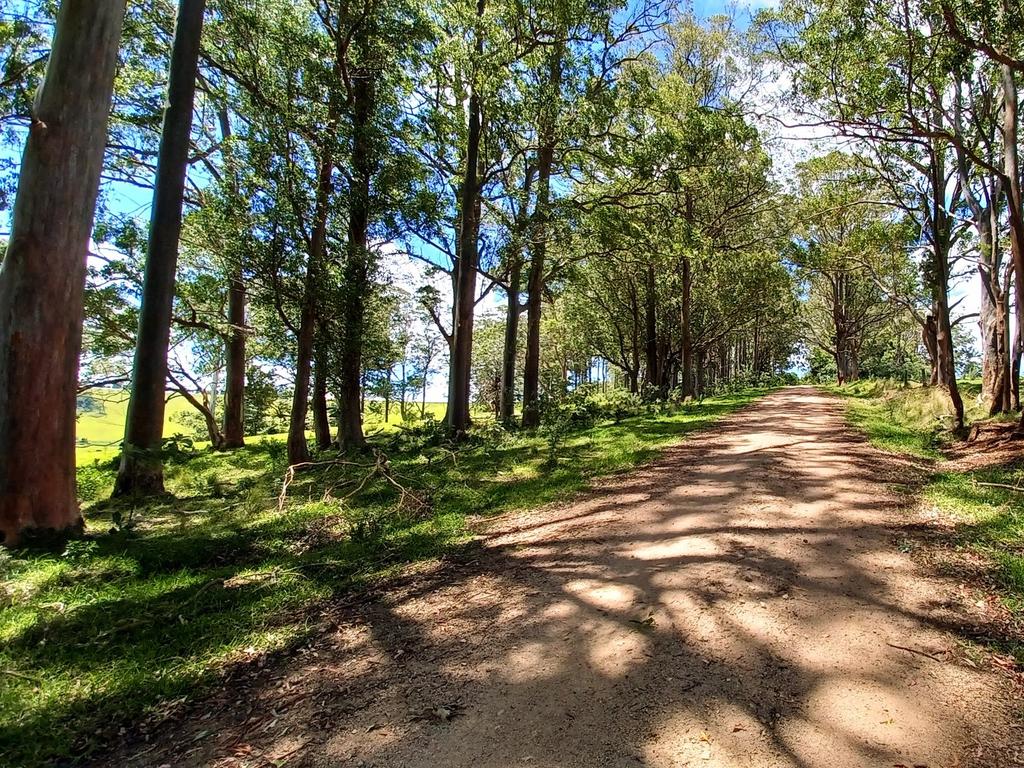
[81, 389, 1019, 768]
[629, 534, 724, 562]
[563, 578, 646, 610]
[500, 641, 567, 682]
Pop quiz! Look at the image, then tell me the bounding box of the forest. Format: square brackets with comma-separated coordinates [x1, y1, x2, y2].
[2, 0, 1024, 766]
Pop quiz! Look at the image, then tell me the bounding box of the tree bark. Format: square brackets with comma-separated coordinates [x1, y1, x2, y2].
[337, 59, 375, 452]
[500, 255, 523, 427]
[680, 256, 694, 399]
[979, 220, 1012, 414]
[222, 270, 246, 447]
[115, 0, 206, 496]
[218, 108, 246, 449]
[287, 148, 333, 465]
[499, 165, 533, 428]
[929, 143, 966, 431]
[445, 0, 485, 437]
[312, 352, 332, 450]
[922, 313, 939, 386]
[521, 45, 563, 429]
[644, 264, 659, 396]
[1002, 64, 1024, 421]
[0, 0, 126, 545]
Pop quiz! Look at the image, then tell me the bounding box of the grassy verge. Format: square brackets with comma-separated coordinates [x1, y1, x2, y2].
[830, 380, 1024, 657]
[75, 396, 454, 466]
[2, 388, 766, 767]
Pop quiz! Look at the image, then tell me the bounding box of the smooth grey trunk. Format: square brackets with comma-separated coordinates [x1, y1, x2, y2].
[445, 0, 485, 437]
[115, 0, 206, 496]
[929, 144, 965, 430]
[1002, 64, 1024, 419]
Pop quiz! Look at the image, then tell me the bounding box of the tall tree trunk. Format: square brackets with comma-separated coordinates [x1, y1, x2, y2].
[445, 0, 485, 437]
[1003, 64, 1024, 420]
[643, 264, 659, 397]
[218, 108, 245, 454]
[222, 271, 246, 447]
[338, 62, 375, 452]
[312, 352, 332, 450]
[217, 107, 246, 449]
[521, 45, 563, 429]
[0, 0, 126, 545]
[520, 234, 545, 427]
[834, 332, 859, 384]
[115, 0, 205, 496]
[935, 285, 965, 429]
[923, 313, 939, 385]
[287, 147, 334, 465]
[500, 255, 523, 427]
[930, 144, 966, 430]
[979, 222, 1012, 414]
[680, 256, 694, 399]
[499, 164, 533, 428]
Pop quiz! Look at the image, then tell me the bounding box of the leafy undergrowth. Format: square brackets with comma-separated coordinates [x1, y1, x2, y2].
[831, 379, 1024, 660]
[0, 389, 765, 767]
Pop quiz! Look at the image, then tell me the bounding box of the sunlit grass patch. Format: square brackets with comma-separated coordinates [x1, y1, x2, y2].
[924, 468, 1024, 606]
[829, 379, 991, 459]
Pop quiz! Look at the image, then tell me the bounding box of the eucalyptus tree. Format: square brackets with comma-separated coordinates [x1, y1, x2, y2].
[407, 0, 519, 436]
[789, 153, 917, 384]
[516, 0, 665, 427]
[939, 1, 1024, 370]
[949, 69, 1014, 412]
[115, 0, 207, 496]
[763, 0, 976, 427]
[325, 0, 429, 450]
[0, 0, 127, 545]
[96, 1, 252, 456]
[204, 0, 346, 464]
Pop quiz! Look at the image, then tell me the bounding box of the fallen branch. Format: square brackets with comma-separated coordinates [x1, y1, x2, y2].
[976, 481, 1024, 493]
[886, 642, 946, 663]
[277, 450, 429, 517]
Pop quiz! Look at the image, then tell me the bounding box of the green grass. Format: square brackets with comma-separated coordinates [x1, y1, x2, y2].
[831, 379, 1024, 657]
[76, 392, 200, 464]
[75, 395, 453, 466]
[922, 469, 1024, 614]
[827, 380, 970, 459]
[3, 388, 767, 767]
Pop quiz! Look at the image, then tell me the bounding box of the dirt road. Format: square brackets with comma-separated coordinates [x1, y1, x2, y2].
[122, 388, 1021, 768]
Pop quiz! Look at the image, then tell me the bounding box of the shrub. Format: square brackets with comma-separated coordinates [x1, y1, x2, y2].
[76, 464, 113, 502]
